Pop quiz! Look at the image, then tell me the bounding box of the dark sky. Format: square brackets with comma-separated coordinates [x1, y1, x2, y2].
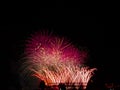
[1, 10, 118, 89]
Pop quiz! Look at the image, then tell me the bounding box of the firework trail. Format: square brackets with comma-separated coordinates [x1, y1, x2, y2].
[20, 31, 96, 89]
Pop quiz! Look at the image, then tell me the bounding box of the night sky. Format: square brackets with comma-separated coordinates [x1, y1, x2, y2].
[1, 10, 117, 89]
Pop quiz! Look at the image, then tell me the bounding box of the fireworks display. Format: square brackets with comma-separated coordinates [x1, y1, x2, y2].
[20, 31, 96, 89]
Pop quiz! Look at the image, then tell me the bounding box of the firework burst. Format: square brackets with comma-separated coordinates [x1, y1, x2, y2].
[20, 31, 96, 89]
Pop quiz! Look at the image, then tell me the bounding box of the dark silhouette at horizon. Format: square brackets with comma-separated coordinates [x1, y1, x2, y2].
[38, 80, 46, 90]
[58, 83, 66, 90]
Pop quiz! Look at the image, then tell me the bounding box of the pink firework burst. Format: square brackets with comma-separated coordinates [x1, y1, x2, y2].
[20, 31, 96, 89]
[25, 31, 87, 65]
